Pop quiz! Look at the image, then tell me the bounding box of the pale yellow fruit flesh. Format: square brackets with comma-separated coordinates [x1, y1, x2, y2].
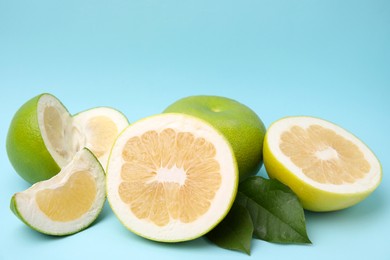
[118, 128, 222, 227]
[279, 125, 371, 185]
[36, 171, 97, 222]
[85, 116, 119, 158]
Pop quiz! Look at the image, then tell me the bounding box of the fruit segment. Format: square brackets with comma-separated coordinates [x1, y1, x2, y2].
[85, 116, 119, 158]
[10, 148, 106, 236]
[36, 171, 97, 222]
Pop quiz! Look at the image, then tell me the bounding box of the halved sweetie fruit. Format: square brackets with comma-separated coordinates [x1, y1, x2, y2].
[106, 113, 238, 242]
[6, 93, 129, 183]
[10, 148, 106, 236]
[263, 116, 382, 211]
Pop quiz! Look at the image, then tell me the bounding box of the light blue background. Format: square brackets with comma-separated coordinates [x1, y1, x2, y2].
[1, 0, 389, 259]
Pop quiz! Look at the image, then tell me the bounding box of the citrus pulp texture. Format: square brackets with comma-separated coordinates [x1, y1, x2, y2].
[107, 113, 238, 242]
[164, 95, 266, 182]
[263, 116, 382, 211]
[10, 148, 106, 236]
[6, 93, 129, 184]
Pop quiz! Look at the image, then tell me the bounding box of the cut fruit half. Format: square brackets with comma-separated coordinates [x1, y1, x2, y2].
[263, 116, 382, 211]
[10, 148, 106, 236]
[6, 93, 129, 183]
[106, 113, 238, 242]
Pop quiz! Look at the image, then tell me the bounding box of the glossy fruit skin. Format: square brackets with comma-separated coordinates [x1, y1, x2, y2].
[164, 95, 266, 182]
[6, 94, 60, 184]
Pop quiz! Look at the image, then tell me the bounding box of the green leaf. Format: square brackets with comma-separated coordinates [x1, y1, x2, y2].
[206, 203, 254, 255]
[236, 176, 311, 244]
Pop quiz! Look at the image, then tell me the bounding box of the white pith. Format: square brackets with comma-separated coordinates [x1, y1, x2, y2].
[37, 94, 128, 170]
[106, 113, 238, 242]
[37, 94, 75, 167]
[13, 149, 106, 235]
[155, 166, 187, 185]
[267, 116, 382, 194]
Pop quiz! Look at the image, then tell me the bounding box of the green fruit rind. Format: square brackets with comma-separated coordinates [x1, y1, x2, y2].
[10, 195, 22, 222]
[11, 196, 106, 236]
[10, 194, 48, 235]
[6, 93, 62, 183]
[164, 95, 266, 182]
[10, 193, 50, 235]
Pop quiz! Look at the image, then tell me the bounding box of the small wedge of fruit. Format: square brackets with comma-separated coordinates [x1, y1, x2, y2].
[10, 148, 106, 236]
